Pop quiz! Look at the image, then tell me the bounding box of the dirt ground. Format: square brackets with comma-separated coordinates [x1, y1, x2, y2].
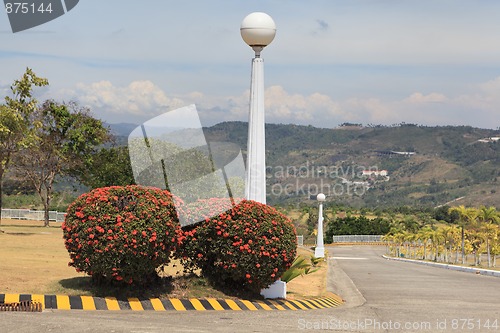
[286, 247, 327, 298]
[0, 219, 85, 294]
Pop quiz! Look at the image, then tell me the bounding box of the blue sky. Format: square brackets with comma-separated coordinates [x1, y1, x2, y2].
[2, 0, 500, 129]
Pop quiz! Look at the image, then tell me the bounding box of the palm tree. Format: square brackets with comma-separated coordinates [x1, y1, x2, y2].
[381, 233, 395, 255]
[384, 226, 406, 257]
[449, 206, 477, 264]
[480, 223, 499, 268]
[440, 225, 460, 263]
[417, 226, 433, 260]
[393, 230, 408, 258]
[477, 206, 500, 267]
[466, 227, 483, 266]
[404, 231, 418, 259]
[491, 226, 500, 267]
[429, 228, 445, 261]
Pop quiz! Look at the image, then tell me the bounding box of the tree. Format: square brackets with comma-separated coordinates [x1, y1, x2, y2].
[477, 206, 500, 267]
[127, 136, 234, 202]
[440, 225, 460, 263]
[78, 146, 135, 188]
[416, 226, 433, 260]
[0, 68, 48, 228]
[449, 205, 477, 264]
[429, 228, 445, 261]
[401, 216, 421, 233]
[403, 230, 417, 259]
[383, 225, 406, 257]
[490, 226, 500, 267]
[14, 100, 109, 226]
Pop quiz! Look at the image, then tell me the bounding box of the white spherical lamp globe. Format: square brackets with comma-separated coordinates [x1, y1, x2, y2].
[240, 12, 276, 47]
[317, 193, 326, 202]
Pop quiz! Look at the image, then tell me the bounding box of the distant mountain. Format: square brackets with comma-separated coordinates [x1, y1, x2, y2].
[203, 122, 500, 209]
[105, 122, 138, 137]
[106, 121, 500, 209]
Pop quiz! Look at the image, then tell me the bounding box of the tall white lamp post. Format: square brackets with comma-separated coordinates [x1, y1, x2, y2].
[315, 193, 326, 258]
[240, 12, 276, 204]
[241, 13, 283, 299]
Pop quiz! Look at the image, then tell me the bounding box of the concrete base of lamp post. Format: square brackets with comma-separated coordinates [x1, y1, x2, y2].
[260, 279, 287, 299]
[314, 246, 325, 258]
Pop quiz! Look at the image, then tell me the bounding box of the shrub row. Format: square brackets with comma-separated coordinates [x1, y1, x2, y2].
[62, 186, 297, 291]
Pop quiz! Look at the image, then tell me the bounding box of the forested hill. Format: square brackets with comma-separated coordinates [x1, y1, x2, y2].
[107, 121, 499, 209]
[201, 122, 500, 209]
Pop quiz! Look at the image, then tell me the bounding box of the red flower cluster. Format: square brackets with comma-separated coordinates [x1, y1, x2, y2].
[62, 185, 182, 285]
[180, 199, 297, 292]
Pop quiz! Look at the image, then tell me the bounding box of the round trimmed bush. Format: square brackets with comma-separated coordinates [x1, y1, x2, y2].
[62, 185, 182, 285]
[181, 199, 297, 292]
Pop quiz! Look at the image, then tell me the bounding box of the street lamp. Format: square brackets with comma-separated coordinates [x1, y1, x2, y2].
[241, 13, 283, 299]
[240, 12, 276, 204]
[315, 193, 326, 258]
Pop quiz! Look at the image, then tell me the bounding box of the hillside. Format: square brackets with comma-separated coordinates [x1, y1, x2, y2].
[203, 122, 500, 209]
[9, 122, 496, 211]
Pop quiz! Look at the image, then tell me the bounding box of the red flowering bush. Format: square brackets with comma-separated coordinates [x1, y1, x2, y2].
[179, 197, 235, 227]
[180, 199, 297, 292]
[62, 185, 182, 285]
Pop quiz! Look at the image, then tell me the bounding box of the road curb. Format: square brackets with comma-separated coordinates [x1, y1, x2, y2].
[0, 293, 343, 311]
[382, 255, 500, 278]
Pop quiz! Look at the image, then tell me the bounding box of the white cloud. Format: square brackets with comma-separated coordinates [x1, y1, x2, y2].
[53, 76, 500, 129]
[342, 98, 393, 124]
[56, 80, 185, 122]
[338, 81, 500, 128]
[449, 76, 500, 127]
[198, 86, 344, 126]
[405, 92, 448, 104]
[264, 86, 342, 122]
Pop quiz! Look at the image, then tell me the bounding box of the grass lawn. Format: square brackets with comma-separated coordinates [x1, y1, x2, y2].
[0, 219, 328, 299]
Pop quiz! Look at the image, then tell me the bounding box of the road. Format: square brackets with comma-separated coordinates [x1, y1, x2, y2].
[1, 246, 499, 332]
[326, 246, 500, 332]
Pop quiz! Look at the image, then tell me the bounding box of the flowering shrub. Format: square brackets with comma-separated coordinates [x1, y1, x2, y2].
[62, 185, 182, 285]
[181, 199, 297, 292]
[180, 197, 235, 227]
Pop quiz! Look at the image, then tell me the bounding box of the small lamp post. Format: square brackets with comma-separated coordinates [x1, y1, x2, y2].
[240, 12, 276, 204]
[315, 193, 326, 258]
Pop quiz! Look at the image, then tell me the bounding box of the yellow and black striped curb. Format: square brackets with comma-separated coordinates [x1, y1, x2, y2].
[0, 293, 343, 311]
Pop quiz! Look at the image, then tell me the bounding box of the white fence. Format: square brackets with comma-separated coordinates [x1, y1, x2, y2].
[297, 235, 304, 246]
[332, 235, 383, 243]
[1, 208, 66, 223]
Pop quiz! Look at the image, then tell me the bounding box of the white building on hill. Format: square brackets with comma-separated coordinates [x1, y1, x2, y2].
[362, 170, 388, 177]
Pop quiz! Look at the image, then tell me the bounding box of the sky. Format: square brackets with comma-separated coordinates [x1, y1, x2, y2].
[2, 0, 500, 129]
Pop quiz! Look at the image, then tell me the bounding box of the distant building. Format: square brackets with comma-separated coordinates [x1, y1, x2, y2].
[478, 137, 500, 143]
[362, 170, 388, 177]
[374, 150, 416, 157]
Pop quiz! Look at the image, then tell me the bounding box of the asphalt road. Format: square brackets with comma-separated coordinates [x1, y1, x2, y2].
[1, 246, 499, 333]
[326, 246, 500, 332]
